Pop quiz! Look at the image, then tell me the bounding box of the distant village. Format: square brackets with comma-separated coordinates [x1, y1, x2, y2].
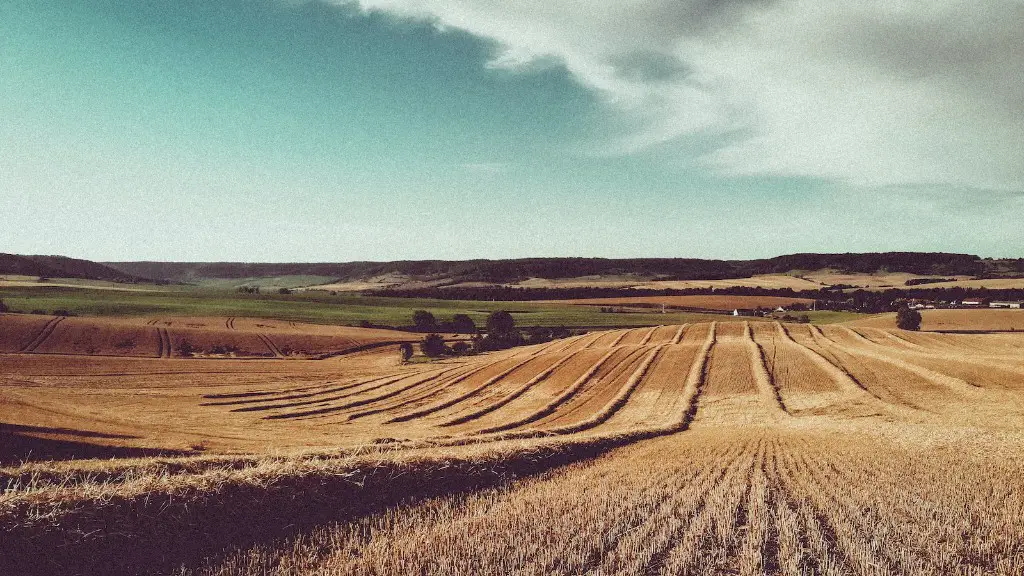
[901, 299, 1023, 310]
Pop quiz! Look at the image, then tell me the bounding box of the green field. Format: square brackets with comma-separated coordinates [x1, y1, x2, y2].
[0, 284, 865, 329]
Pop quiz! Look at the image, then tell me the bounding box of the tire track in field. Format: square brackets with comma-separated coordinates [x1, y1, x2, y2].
[476, 346, 627, 434]
[347, 358, 517, 420]
[776, 323, 879, 400]
[158, 328, 172, 359]
[678, 322, 716, 429]
[532, 347, 648, 428]
[257, 333, 285, 358]
[203, 371, 411, 407]
[262, 365, 471, 419]
[387, 348, 551, 423]
[607, 329, 631, 348]
[852, 326, 1024, 378]
[145, 319, 160, 326]
[234, 367, 465, 414]
[745, 322, 789, 416]
[671, 324, 688, 344]
[815, 326, 982, 396]
[777, 323, 929, 421]
[637, 325, 659, 346]
[438, 349, 591, 427]
[542, 344, 667, 434]
[804, 326, 934, 413]
[19, 316, 65, 353]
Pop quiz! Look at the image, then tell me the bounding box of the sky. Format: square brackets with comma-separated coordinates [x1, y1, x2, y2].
[1, 0, 1022, 262]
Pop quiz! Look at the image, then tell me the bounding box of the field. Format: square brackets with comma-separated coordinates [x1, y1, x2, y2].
[848, 308, 1024, 332]
[0, 285, 826, 329]
[3, 314, 1024, 575]
[542, 294, 814, 311]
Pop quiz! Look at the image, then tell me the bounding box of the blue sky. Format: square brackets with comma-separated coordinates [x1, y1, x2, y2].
[2, 0, 1022, 261]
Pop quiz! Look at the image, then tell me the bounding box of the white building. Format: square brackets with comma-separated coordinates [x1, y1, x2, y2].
[990, 301, 1023, 309]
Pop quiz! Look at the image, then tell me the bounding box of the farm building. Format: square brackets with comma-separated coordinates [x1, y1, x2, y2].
[961, 299, 987, 307]
[990, 301, 1024, 309]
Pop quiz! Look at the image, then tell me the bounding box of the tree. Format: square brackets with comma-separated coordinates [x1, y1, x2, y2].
[412, 310, 437, 331]
[399, 340, 415, 358]
[278, 287, 292, 295]
[421, 333, 446, 357]
[451, 314, 476, 334]
[486, 310, 515, 335]
[0, 299, 7, 313]
[896, 306, 922, 331]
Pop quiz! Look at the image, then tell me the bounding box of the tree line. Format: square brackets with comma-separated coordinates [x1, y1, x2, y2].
[405, 309, 574, 359]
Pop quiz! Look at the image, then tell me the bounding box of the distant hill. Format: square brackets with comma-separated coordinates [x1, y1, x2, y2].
[105, 253, 1022, 286]
[0, 254, 149, 283]
[5, 252, 1020, 287]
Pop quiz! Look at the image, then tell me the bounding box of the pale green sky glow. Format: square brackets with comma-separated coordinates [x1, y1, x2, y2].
[2, 0, 1022, 261]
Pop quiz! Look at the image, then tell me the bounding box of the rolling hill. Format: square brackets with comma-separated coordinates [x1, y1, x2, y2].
[105, 253, 1021, 287]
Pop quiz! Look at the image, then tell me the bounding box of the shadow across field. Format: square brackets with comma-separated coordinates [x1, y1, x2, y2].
[1, 431, 668, 576]
[0, 423, 187, 465]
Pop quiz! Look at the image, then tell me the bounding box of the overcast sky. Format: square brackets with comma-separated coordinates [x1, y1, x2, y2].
[2, 0, 1022, 261]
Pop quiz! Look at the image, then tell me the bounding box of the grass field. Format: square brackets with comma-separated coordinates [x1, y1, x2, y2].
[3, 318, 1024, 575]
[0, 285, 844, 328]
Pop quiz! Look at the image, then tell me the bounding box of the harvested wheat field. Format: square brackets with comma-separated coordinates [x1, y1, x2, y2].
[0, 313, 418, 358]
[848, 308, 1024, 332]
[2, 320, 1024, 575]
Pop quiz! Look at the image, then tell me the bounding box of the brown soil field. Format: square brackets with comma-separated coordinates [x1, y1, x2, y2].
[3, 319, 1024, 575]
[0, 313, 417, 359]
[543, 294, 814, 311]
[847, 308, 1024, 332]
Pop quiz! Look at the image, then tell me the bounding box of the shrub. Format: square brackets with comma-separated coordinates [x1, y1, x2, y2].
[478, 331, 525, 352]
[896, 306, 922, 331]
[421, 333, 446, 358]
[526, 326, 553, 344]
[278, 288, 292, 295]
[177, 340, 196, 357]
[486, 310, 515, 335]
[52, 309, 72, 317]
[451, 314, 476, 334]
[0, 299, 7, 313]
[450, 341, 471, 355]
[413, 310, 437, 332]
[399, 342, 414, 362]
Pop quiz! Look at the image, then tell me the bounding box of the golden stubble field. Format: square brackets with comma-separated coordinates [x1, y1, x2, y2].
[2, 315, 1024, 575]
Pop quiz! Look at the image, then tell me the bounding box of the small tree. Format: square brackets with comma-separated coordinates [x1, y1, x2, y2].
[486, 310, 515, 335]
[421, 333, 446, 357]
[398, 342, 414, 362]
[178, 340, 196, 357]
[0, 299, 7, 314]
[451, 314, 476, 334]
[896, 306, 922, 331]
[412, 310, 437, 332]
[278, 287, 292, 295]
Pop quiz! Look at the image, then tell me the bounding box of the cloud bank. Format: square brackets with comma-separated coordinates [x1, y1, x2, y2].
[347, 0, 1024, 191]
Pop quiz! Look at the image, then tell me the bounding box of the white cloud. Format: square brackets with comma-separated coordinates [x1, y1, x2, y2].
[346, 0, 1024, 191]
